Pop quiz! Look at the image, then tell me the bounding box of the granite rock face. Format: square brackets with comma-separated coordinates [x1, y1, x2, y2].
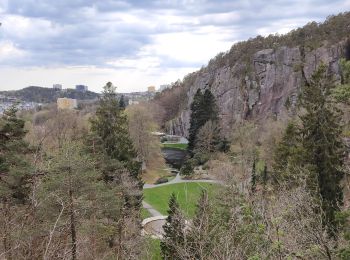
[167, 41, 346, 137]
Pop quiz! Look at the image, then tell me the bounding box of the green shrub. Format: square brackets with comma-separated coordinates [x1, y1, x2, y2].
[180, 160, 195, 176]
[193, 153, 209, 165]
[155, 177, 169, 184]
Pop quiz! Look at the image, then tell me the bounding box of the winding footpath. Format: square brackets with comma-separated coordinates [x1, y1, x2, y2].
[143, 172, 221, 189]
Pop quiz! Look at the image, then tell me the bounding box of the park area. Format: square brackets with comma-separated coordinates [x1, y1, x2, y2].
[143, 182, 218, 218]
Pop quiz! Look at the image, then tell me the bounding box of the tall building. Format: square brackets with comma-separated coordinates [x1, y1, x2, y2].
[75, 85, 88, 92]
[147, 86, 156, 93]
[57, 98, 78, 110]
[53, 84, 62, 90]
[159, 84, 170, 91]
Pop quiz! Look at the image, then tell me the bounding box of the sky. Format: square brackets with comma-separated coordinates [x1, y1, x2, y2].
[0, 0, 350, 93]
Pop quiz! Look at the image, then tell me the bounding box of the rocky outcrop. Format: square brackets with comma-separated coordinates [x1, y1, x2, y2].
[167, 40, 347, 137]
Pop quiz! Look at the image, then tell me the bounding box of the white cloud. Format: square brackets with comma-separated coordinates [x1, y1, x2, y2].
[0, 41, 27, 62]
[107, 56, 161, 70]
[143, 27, 235, 66]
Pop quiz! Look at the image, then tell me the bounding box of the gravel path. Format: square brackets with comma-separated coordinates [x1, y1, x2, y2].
[143, 173, 221, 189]
[142, 201, 163, 217]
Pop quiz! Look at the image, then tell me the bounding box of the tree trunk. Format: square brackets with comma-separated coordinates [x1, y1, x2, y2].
[3, 203, 12, 260]
[69, 188, 77, 260]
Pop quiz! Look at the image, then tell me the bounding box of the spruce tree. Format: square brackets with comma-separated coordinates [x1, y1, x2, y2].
[300, 64, 345, 235]
[161, 193, 186, 260]
[202, 89, 219, 122]
[188, 89, 219, 154]
[188, 89, 204, 153]
[119, 94, 126, 109]
[89, 82, 141, 183]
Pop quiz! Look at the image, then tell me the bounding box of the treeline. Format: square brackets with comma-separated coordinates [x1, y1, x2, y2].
[0, 86, 99, 103]
[0, 83, 143, 259]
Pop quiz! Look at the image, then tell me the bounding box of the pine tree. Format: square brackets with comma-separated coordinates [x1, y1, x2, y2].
[188, 89, 219, 154]
[161, 193, 186, 260]
[89, 82, 141, 183]
[39, 141, 125, 259]
[0, 106, 32, 260]
[119, 94, 126, 109]
[300, 64, 345, 235]
[87, 83, 143, 256]
[188, 89, 204, 153]
[202, 89, 219, 122]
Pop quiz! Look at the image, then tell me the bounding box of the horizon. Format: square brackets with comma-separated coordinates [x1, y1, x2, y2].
[0, 0, 350, 93]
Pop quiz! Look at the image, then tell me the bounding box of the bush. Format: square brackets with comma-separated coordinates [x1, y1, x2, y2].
[180, 160, 195, 176]
[202, 163, 210, 170]
[193, 153, 209, 165]
[155, 177, 169, 184]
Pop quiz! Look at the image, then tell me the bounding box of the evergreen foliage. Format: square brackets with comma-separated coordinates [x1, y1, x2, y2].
[332, 58, 350, 104]
[119, 94, 126, 109]
[161, 193, 186, 259]
[272, 122, 303, 184]
[0, 106, 33, 259]
[89, 82, 141, 183]
[300, 64, 345, 235]
[188, 89, 220, 154]
[0, 106, 32, 204]
[273, 65, 345, 235]
[188, 89, 205, 153]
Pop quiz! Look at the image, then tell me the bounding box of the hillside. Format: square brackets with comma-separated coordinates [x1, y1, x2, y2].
[154, 12, 350, 137]
[0, 86, 100, 103]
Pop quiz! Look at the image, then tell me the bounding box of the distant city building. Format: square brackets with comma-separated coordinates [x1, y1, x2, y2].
[57, 98, 78, 110]
[75, 85, 88, 92]
[159, 84, 170, 91]
[147, 86, 156, 93]
[53, 84, 62, 90]
[128, 100, 140, 105]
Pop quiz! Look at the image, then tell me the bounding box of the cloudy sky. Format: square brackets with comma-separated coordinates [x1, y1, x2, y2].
[0, 0, 349, 93]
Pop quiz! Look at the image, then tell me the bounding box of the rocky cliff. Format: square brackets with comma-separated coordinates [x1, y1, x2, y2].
[166, 27, 349, 138]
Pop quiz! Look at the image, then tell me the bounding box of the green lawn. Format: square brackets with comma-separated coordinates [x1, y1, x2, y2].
[143, 182, 217, 217]
[143, 238, 162, 260]
[141, 207, 152, 219]
[161, 143, 188, 150]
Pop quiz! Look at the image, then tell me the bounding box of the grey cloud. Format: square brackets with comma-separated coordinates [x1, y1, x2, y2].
[0, 0, 349, 69]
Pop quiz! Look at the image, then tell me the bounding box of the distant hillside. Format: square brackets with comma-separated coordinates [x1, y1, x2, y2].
[0, 86, 100, 103]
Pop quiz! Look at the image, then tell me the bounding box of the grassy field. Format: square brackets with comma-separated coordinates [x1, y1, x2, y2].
[161, 143, 188, 150]
[141, 207, 152, 219]
[143, 238, 161, 260]
[143, 182, 218, 217]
